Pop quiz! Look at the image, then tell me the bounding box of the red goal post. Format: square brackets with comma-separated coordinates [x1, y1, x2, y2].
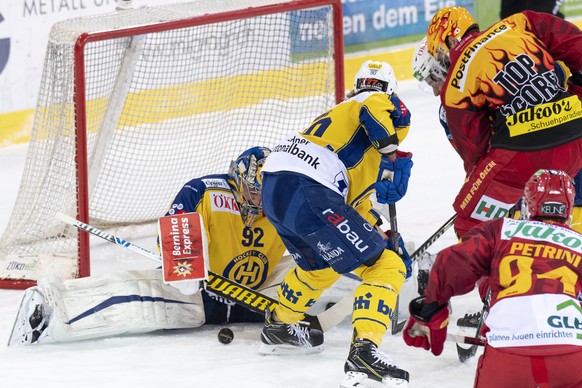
[0, 0, 344, 289]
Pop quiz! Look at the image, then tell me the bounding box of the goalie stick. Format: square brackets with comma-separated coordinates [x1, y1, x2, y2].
[56, 212, 345, 333]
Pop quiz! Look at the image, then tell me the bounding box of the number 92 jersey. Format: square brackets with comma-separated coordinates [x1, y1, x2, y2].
[163, 174, 286, 290]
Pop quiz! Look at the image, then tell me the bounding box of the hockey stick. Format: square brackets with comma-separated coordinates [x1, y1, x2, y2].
[387, 203, 407, 335]
[56, 213, 336, 332]
[448, 333, 485, 347]
[457, 287, 490, 362]
[377, 169, 407, 334]
[409, 214, 456, 263]
[389, 213, 458, 334]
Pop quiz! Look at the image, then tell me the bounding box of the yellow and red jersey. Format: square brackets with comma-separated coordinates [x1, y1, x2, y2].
[441, 11, 582, 175]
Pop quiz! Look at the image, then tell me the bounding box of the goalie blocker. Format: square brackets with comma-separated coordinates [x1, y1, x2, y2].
[158, 212, 209, 291]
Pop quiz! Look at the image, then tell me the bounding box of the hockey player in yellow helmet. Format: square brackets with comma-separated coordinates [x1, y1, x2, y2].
[425, 6, 479, 70]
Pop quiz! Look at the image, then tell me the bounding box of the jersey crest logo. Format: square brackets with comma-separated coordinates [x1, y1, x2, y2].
[224, 250, 268, 289]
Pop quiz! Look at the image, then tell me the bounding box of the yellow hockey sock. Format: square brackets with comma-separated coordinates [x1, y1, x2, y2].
[351, 249, 406, 346]
[274, 267, 340, 324]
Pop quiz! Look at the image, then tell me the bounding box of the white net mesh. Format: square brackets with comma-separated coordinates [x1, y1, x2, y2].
[0, 0, 342, 287]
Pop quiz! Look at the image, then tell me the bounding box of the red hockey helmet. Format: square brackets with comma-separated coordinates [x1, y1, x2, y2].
[522, 169, 575, 221]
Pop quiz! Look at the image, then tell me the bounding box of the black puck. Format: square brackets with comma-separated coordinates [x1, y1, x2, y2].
[218, 328, 234, 344]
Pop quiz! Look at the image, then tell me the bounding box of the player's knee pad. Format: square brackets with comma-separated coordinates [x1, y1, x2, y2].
[275, 267, 340, 323]
[354, 249, 406, 293]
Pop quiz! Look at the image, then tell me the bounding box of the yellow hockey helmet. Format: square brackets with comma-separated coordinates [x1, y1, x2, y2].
[426, 7, 478, 58]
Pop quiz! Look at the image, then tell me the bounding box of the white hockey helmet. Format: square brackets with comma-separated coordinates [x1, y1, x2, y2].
[412, 37, 447, 93]
[353, 60, 398, 95]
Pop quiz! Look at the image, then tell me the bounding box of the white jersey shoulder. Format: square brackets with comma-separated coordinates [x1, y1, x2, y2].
[262, 131, 349, 198]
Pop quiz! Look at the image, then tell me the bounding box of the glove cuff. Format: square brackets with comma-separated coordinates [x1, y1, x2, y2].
[409, 296, 448, 322]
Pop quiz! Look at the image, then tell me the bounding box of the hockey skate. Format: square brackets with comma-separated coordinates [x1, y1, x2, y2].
[258, 307, 324, 355]
[8, 287, 51, 346]
[341, 338, 409, 388]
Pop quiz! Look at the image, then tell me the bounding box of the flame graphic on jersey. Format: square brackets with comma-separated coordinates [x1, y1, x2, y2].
[173, 261, 193, 277]
[446, 22, 557, 110]
[481, 36, 552, 101]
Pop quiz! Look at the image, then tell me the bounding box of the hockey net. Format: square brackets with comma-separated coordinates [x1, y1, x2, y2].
[0, 0, 344, 289]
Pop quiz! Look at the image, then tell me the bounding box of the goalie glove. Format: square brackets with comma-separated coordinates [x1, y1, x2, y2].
[403, 296, 449, 356]
[375, 151, 413, 204]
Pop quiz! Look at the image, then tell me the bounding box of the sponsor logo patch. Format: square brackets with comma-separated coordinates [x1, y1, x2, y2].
[210, 192, 240, 215]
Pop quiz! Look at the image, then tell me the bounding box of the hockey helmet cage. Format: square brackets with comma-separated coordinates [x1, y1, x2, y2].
[412, 36, 448, 92]
[228, 146, 271, 226]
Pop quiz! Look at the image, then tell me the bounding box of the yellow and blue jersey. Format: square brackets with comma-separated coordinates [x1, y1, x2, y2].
[163, 174, 286, 290]
[263, 91, 409, 224]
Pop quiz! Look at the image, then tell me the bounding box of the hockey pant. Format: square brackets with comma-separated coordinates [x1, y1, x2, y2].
[40, 270, 205, 343]
[261, 172, 387, 273]
[474, 345, 582, 388]
[274, 249, 406, 346]
[453, 138, 582, 239]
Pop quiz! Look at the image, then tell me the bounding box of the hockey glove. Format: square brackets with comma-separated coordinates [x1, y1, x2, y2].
[386, 231, 412, 279]
[403, 296, 449, 356]
[389, 94, 411, 129]
[375, 151, 413, 204]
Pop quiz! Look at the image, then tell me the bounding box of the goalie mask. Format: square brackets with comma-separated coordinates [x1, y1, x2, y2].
[522, 169, 575, 222]
[228, 146, 271, 227]
[353, 60, 398, 96]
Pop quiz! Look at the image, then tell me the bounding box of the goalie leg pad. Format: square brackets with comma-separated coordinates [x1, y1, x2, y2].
[41, 269, 205, 343]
